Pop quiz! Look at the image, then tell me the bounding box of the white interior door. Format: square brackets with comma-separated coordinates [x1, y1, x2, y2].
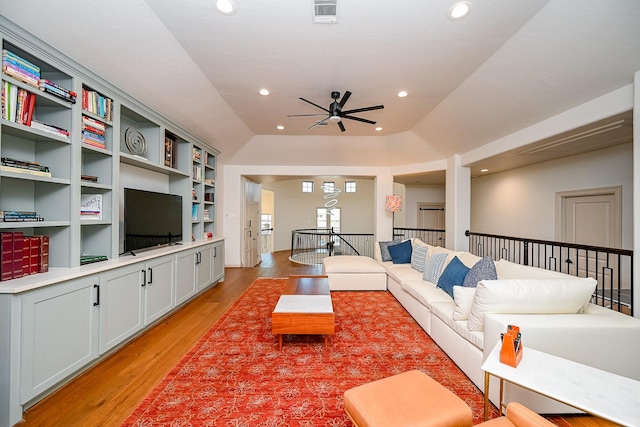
[418, 203, 445, 229]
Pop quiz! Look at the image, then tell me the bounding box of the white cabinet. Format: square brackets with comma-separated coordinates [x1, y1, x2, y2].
[175, 249, 197, 306]
[213, 240, 225, 283]
[20, 275, 100, 403]
[196, 245, 213, 291]
[142, 255, 175, 325]
[98, 264, 144, 354]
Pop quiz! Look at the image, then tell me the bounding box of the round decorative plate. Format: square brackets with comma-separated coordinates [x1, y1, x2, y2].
[124, 127, 147, 156]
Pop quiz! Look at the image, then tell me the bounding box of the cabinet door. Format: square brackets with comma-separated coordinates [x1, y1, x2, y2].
[213, 240, 225, 283]
[99, 264, 144, 354]
[143, 255, 175, 325]
[196, 245, 213, 291]
[21, 276, 100, 403]
[175, 249, 197, 306]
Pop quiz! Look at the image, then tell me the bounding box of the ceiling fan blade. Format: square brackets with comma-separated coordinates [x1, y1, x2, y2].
[342, 105, 384, 115]
[338, 91, 352, 108]
[309, 117, 330, 130]
[299, 97, 330, 113]
[343, 115, 376, 125]
[287, 113, 329, 117]
[338, 121, 346, 132]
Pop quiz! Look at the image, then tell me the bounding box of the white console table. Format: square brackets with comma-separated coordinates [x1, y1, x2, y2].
[482, 342, 640, 426]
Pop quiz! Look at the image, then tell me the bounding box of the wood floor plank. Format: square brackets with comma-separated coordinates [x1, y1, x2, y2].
[18, 252, 612, 427]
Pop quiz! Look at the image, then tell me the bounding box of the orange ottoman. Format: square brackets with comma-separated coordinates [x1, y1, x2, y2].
[343, 370, 473, 427]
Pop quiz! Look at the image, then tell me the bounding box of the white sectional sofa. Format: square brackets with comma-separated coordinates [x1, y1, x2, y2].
[374, 238, 640, 414]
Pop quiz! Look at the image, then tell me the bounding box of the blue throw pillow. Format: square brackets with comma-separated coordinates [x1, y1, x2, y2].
[437, 256, 471, 298]
[388, 240, 412, 264]
[463, 255, 497, 287]
[410, 244, 429, 272]
[379, 239, 401, 262]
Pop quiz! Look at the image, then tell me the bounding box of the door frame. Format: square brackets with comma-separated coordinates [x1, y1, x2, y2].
[555, 186, 622, 247]
[417, 203, 445, 229]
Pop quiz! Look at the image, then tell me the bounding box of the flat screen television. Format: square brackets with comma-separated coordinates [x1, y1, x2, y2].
[123, 188, 183, 253]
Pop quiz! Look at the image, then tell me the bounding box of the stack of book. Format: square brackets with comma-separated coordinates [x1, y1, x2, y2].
[30, 119, 70, 138]
[1, 157, 51, 177]
[164, 135, 177, 168]
[0, 232, 49, 281]
[82, 115, 106, 149]
[80, 255, 108, 265]
[2, 82, 36, 126]
[80, 194, 102, 220]
[82, 87, 113, 121]
[2, 49, 40, 89]
[0, 210, 44, 222]
[193, 165, 203, 181]
[203, 209, 211, 221]
[39, 79, 76, 104]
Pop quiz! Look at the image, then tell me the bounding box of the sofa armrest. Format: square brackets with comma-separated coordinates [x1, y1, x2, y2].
[505, 402, 555, 427]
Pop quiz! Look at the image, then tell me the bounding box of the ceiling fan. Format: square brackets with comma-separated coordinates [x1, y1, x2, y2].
[288, 91, 384, 132]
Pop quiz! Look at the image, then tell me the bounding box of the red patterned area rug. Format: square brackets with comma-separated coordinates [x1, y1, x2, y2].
[123, 278, 568, 427]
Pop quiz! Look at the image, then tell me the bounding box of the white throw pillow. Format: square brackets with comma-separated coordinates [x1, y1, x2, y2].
[452, 286, 476, 321]
[466, 278, 597, 332]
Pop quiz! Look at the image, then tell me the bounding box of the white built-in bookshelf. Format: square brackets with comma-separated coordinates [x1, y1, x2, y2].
[0, 17, 223, 427]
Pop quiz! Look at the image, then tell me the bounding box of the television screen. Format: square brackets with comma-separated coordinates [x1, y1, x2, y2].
[123, 188, 183, 253]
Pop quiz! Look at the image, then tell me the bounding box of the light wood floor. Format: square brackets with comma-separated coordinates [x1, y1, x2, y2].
[19, 251, 617, 427]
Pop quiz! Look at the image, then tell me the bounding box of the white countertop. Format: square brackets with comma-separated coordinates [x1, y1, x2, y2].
[482, 342, 640, 426]
[0, 238, 224, 294]
[273, 295, 333, 313]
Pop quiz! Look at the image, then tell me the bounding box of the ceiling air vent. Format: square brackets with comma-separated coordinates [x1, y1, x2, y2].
[313, 0, 337, 24]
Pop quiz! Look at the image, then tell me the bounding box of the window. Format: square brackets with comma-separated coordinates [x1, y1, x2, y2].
[322, 181, 335, 193]
[317, 207, 340, 232]
[345, 181, 356, 193]
[302, 181, 314, 193]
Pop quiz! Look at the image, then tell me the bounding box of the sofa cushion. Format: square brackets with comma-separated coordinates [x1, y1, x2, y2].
[378, 239, 402, 262]
[458, 252, 482, 268]
[495, 259, 573, 280]
[430, 300, 484, 350]
[452, 286, 476, 321]
[388, 240, 413, 264]
[423, 252, 449, 283]
[401, 280, 452, 310]
[463, 256, 497, 288]
[467, 278, 598, 332]
[410, 243, 429, 272]
[437, 256, 470, 298]
[387, 264, 423, 284]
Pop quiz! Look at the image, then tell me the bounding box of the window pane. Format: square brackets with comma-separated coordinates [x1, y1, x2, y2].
[345, 181, 356, 193]
[302, 181, 314, 193]
[323, 182, 335, 193]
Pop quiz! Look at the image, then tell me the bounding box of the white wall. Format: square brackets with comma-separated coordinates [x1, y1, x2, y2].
[262, 178, 375, 252]
[471, 143, 633, 249]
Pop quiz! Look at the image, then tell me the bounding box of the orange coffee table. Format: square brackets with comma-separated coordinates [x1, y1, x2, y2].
[271, 275, 335, 350]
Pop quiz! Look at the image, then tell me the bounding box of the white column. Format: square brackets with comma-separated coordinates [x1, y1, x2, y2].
[376, 172, 395, 241]
[445, 154, 471, 251]
[633, 71, 640, 319]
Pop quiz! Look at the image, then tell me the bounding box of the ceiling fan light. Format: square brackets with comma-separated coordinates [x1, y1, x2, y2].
[329, 115, 342, 122]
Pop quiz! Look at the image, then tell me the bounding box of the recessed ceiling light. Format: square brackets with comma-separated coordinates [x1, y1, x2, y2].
[276, 125, 284, 130]
[397, 91, 408, 98]
[259, 88, 270, 96]
[448, 1, 472, 20]
[375, 127, 383, 131]
[215, 0, 236, 15]
[480, 168, 488, 172]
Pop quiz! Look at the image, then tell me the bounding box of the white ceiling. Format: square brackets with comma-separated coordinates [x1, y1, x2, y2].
[2, 0, 639, 174]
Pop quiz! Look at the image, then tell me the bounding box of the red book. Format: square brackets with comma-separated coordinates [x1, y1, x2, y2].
[0, 232, 13, 281]
[38, 235, 49, 273]
[12, 231, 24, 278]
[29, 236, 40, 274]
[22, 236, 31, 276]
